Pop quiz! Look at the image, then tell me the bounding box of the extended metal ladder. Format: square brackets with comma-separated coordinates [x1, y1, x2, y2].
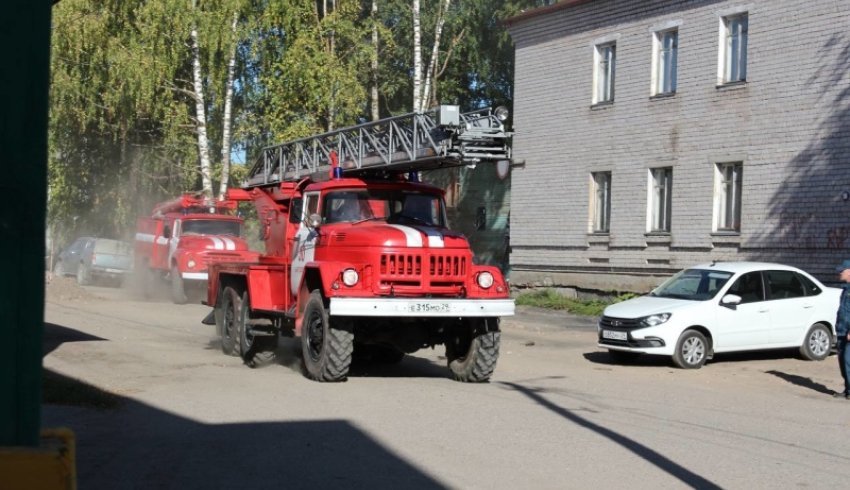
[244, 105, 512, 188]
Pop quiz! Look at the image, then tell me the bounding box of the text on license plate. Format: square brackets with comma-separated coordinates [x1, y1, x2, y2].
[407, 302, 451, 313]
[602, 330, 628, 341]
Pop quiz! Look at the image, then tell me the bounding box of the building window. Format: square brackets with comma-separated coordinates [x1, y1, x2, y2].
[593, 43, 616, 104]
[719, 13, 748, 84]
[652, 29, 678, 95]
[591, 172, 612, 233]
[648, 167, 672, 232]
[714, 162, 742, 232]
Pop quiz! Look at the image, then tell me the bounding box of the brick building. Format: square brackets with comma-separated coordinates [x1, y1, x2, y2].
[505, 0, 850, 292]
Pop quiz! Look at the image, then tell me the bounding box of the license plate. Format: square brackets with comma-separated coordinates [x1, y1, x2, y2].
[406, 302, 452, 314]
[602, 330, 627, 341]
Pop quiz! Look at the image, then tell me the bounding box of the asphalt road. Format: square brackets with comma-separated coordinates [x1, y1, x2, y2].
[42, 278, 850, 489]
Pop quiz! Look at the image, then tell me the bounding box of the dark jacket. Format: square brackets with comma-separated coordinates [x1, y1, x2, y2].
[837, 284, 850, 337]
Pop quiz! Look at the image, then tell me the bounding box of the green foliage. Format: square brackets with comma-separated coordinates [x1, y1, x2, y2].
[515, 289, 638, 317]
[47, 0, 542, 244]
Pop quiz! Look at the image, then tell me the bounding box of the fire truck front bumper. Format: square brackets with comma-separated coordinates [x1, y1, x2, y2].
[329, 298, 515, 317]
[182, 272, 209, 280]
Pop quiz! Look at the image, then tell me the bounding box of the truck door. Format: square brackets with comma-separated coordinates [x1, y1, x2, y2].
[168, 219, 182, 266]
[290, 192, 320, 293]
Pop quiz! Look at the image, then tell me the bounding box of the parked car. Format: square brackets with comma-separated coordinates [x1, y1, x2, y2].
[53, 237, 133, 286]
[598, 262, 841, 369]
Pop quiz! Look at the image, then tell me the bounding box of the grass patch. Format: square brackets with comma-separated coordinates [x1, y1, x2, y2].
[515, 289, 637, 316]
[42, 369, 123, 410]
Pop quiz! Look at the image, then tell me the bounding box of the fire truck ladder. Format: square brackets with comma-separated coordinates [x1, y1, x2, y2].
[244, 105, 512, 187]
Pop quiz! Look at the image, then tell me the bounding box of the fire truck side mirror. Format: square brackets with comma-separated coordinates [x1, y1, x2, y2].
[289, 198, 303, 224]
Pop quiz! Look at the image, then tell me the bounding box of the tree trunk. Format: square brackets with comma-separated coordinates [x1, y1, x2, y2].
[420, 0, 451, 112]
[412, 0, 422, 112]
[328, 0, 336, 131]
[190, 4, 213, 197]
[371, 0, 379, 121]
[218, 11, 238, 199]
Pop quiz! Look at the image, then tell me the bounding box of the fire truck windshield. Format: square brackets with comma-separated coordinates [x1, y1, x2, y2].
[323, 189, 445, 227]
[181, 219, 241, 237]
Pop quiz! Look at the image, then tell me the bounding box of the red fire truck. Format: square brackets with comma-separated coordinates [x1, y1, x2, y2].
[135, 193, 259, 304]
[205, 105, 515, 382]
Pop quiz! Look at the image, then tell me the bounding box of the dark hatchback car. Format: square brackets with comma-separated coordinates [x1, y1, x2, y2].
[53, 237, 133, 286]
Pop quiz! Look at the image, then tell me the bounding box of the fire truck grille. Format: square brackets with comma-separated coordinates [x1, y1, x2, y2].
[201, 252, 244, 265]
[379, 253, 467, 292]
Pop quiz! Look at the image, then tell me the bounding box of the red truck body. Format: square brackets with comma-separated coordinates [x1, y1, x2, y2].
[134, 193, 259, 304]
[205, 105, 515, 382]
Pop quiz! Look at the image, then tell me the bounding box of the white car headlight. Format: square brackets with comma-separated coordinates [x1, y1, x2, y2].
[477, 271, 494, 289]
[342, 268, 359, 287]
[640, 313, 671, 327]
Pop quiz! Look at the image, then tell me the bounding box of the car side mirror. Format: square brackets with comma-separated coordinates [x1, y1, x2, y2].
[721, 294, 741, 309]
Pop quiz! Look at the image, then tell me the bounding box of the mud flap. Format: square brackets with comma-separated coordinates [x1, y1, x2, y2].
[201, 309, 216, 325]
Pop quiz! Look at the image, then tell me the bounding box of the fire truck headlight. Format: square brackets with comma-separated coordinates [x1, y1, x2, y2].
[187, 259, 197, 269]
[342, 268, 359, 287]
[477, 271, 494, 289]
[494, 106, 509, 122]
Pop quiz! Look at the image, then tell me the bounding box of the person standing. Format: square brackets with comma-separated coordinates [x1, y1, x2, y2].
[834, 260, 850, 399]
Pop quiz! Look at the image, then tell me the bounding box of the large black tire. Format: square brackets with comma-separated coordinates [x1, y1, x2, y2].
[76, 262, 91, 286]
[171, 265, 188, 304]
[800, 323, 832, 361]
[672, 329, 708, 369]
[445, 318, 500, 382]
[237, 291, 278, 368]
[301, 290, 354, 382]
[218, 287, 240, 356]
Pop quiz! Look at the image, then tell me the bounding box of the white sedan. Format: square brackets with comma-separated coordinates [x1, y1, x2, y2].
[598, 262, 841, 369]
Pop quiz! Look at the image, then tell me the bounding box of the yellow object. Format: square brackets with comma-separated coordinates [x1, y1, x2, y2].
[0, 428, 76, 490]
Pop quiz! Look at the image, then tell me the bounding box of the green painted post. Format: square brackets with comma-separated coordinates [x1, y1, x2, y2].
[0, 2, 52, 446]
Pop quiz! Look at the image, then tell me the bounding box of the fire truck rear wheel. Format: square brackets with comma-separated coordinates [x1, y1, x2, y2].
[219, 286, 241, 357]
[301, 290, 353, 382]
[170, 266, 188, 304]
[237, 292, 278, 368]
[445, 318, 500, 383]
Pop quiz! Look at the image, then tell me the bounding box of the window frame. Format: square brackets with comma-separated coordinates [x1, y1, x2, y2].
[591, 171, 612, 233]
[718, 12, 748, 85]
[713, 161, 743, 233]
[647, 167, 673, 233]
[593, 42, 616, 104]
[651, 28, 678, 95]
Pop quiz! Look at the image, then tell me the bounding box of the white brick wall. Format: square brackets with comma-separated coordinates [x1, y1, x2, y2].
[507, 0, 850, 290]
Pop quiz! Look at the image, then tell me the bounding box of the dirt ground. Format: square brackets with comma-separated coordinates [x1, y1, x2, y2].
[40, 274, 850, 490]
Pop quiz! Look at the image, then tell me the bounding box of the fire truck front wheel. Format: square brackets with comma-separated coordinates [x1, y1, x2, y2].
[171, 265, 187, 304]
[445, 318, 501, 383]
[301, 291, 354, 382]
[218, 286, 241, 357]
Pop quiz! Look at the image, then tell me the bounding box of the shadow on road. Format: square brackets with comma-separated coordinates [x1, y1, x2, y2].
[43, 324, 447, 489]
[765, 369, 836, 395]
[205, 334, 450, 380]
[499, 381, 721, 490]
[43, 322, 107, 357]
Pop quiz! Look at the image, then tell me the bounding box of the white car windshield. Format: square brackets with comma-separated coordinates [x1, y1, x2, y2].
[651, 268, 734, 301]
